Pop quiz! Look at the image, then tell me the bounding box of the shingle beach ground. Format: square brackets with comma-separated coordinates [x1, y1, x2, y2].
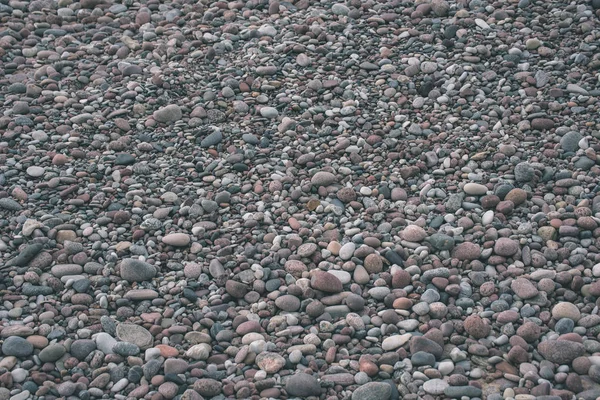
[2, 0, 600, 399]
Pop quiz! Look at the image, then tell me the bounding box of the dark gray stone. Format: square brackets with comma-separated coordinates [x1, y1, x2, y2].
[2, 336, 33, 357]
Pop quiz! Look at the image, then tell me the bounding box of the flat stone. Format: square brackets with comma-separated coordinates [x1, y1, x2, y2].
[423, 379, 448, 395]
[285, 373, 321, 397]
[494, 238, 519, 257]
[255, 352, 286, 373]
[352, 382, 392, 400]
[381, 333, 412, 351]
[38, 343, 66, 362]
[153, 104, 182, 123]
[452, 242, 481, 261]
[537, 340, 585, 364]
[463, 182, 487, 195]
[193, 378, 222, 397]
[311, 171, 337, 187]
[120, 259, 156, 282]
[26, 166, 45, 177]
[311, 271, 343, 293]
[444, 386, 483, 398]
[401, 225, 427, 242]
[511, 278, 538, 299]
[95, 333, 117, 354]
[339, 242, 356, 260]
[116, 324, 153, 348]
[275, 295, 301, 312]
[162, 233, 191, 246]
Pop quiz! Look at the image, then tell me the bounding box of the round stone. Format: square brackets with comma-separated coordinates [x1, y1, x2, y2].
[311, 171, 337, 187]
[463, 315, 491, 339]
[275, 295, 301, 312]
[552, 302, 581, 322]
[401, 225, 427, 242]
[494, 238, 519, 257]
[1, 337, 33, 358]
[26, 166, 45, 177]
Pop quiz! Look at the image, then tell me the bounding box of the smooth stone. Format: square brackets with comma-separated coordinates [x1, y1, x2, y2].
[311, 171, 337, 187]
[1, 337, 33, 358]
[552, 302, 581, 321]
[423, 379, 449, 395]
[537, 340, 585, 364]
[352, 382, 392, 400]
[38, 344, 66, 362]
[285, 373, 321, 397]
[339, 242, 356, 260]
[381, 333, 412, 351]
[120, 259, 157, 282]
[116, 324, 153, 348]
[162, 233, 191, 246]
[463, 182, 487, 195]
[26, 166, 45, 177]
[153, 104, 182, 123]
[95, 333, 117, 354]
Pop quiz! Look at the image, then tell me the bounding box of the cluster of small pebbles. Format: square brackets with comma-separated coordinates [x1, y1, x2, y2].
[2, 0, 600, 399]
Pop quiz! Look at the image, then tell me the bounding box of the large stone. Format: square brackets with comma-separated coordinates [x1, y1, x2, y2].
[225, 280, 249, 298]
[401, 225, 427, 242]
[255, 352, 286, 373]
[1, 337, 33, 358]
[463, 182, 487, 195]
[552, 302, 581, 322]
[116, 324, 153, 348]
[70, 340, 96, 360]
[311, 271, 343, 293]
[162, 233, 191, 247]
[311, 171, 337, 187]
[193, 378, 222, 397]
[153, 104, 182, 123]
[452, 242, 481, 261]
[537, 340, 585, 364]
[423, 379, 448, 395]
[511, 278, 538, 299]
[382, 333, 411, 351]
[352, 382, 392, 400]
[275, 295, 301, 312]
[120, 259, 156, 282]
[463, 315, 491, 339]
[561, 131, 582, 153]
[494, 238, 519, 257]
[186, 343, 211, 360]
[531, 118, 555, 130]
[38, 344, 66, 362]
[285, 373, 321, 397]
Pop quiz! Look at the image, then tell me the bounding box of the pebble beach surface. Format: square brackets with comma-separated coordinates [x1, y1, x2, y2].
[1, 0, 600, 399]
